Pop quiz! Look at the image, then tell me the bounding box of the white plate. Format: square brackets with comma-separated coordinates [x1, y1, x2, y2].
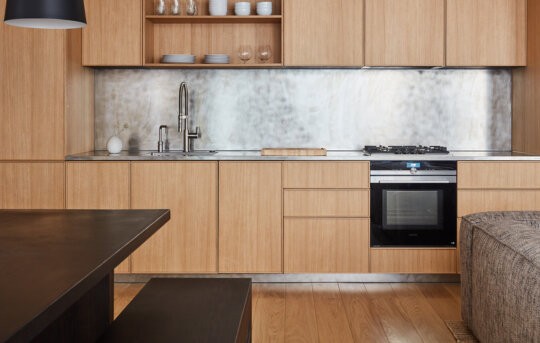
[161, 54, 196, 63]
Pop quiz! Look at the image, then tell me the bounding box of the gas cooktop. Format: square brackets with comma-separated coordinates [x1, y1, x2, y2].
[364, 145, 449, 155]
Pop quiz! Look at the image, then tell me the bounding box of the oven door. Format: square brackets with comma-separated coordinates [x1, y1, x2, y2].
[370, 181, 456, 247]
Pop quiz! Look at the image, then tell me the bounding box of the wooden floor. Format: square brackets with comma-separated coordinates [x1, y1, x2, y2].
[114, 282, 462, 343]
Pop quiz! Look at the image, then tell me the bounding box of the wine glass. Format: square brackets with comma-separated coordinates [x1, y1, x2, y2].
[155, 0, 169, 15]
[170, 0, 180, 15]
[257, 45, 272, 64]
[186, 0, 199, 15]
[238, 45, 253, 64]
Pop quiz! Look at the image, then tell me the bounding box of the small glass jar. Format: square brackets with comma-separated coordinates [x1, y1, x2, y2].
[155, 0, 168, 15]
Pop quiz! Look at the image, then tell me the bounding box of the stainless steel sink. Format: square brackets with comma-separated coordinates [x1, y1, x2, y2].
[146, 150, 217, 157]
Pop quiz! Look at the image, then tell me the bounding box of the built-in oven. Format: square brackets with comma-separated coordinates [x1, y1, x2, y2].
[370, 161, 457, 247]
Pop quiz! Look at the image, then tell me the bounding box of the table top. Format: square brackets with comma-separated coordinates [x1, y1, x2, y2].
[0, 210, 170, 343]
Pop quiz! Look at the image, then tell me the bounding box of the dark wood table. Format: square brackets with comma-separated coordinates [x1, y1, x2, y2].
[0, 210, 170, 343]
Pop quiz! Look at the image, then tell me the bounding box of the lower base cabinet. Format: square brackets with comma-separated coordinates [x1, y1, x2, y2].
[284, 218, 369, 273]
[130, 162, 218, 274]
[0, 162, 64, 209]
[370, 248, 457, 274]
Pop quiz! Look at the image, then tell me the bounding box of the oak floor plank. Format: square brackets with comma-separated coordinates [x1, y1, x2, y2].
[417, 283, 462, 321]
[253, 283, 286, 343]
[113, 283, 145, 319]
[443, 282, 462, 303]
[364, 283, 424, 343]
[312, 283, 355, 343]
[338, 283, 389, 343]
[390, 284, 456, 343]
[284, 283, 319, 343]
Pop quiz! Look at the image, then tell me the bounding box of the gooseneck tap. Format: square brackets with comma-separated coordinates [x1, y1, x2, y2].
[178, 82, 200, 153]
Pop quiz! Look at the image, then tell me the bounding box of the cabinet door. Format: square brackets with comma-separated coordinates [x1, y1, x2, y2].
[284, 0, 363, 66]
[284, 218, 369, 273]
[0, 0, 65, 160]
[131, 162, 218, 273]
[447, 0, 526, 66]
[66, 162, 131, 273]
[82, 0, 142, 66]
[365, 0, 444, 66]
[0, 162, 64, 209]
[219, 162, 282, 273]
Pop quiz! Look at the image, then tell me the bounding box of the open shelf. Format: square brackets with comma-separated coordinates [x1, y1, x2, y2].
[144, 63, 283, 68]
[143, 0, 283, 67]
[145, 15, 282, 24]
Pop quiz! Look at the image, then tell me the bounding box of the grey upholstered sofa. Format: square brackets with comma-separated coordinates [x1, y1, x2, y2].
[460, 211, 540, 343]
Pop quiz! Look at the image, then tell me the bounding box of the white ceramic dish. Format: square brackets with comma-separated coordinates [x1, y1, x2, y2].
[256, 2, 272, 15]
[235, 2, 251, 15]
[161, 54, 196, 63]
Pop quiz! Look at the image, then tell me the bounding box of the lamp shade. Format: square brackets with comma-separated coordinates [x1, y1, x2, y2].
[4, 0, 86, 29]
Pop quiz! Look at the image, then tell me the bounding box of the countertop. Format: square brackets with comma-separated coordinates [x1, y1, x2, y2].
[66, 150, 540, 161]
[0, 210, 170, 343]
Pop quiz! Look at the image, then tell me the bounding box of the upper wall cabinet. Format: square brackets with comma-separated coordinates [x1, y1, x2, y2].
[82, 0, 143, 66]
[284, 0, 363, 66]
[447, 0, 527, 66]
[0, 0, 93, 160]
[365, 0, 444, 66]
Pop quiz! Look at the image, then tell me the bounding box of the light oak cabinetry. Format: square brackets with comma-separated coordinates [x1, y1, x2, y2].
[283, 0, 363, 66]
[365, 0, 445, 66]
[66, 162, 131, 273]
[457, 161, 540, 272]
[0, 162, 64, 209]
[0, 2, 93, 160]
[219, 162, 282, 273]
[283, 162, 370, 273]
[284, 218, 369, 273]
[82, 0, 143, 66]
[131, 162, 218, 273]
[371, 249, 457, 274]
[446, 0, 527, 66]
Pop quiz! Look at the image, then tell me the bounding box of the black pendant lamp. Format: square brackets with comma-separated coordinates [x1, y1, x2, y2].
[4, 0, 86, 29]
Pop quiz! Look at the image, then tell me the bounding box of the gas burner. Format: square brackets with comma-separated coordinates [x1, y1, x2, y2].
[364, 145, 449, 155]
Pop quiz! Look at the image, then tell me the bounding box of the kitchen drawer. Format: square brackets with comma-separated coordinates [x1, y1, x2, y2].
[283, 162, 369, 188]
[370, 248, 457, 273]
[458, 162, 540, 189]
[458, 190, 540, 217]
[284, 189, 369, 217]
[284, 218, 369, 273]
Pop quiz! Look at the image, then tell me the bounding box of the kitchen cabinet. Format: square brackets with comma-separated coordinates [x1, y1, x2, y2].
[458, 162, 540, 189]
[370, 249, 457, 273]
[130, 162, 218, 273]
[219, 162, 282, 273]
[0, 162, 64, 209]
[446, 0, 526, 66]
[365, 0, 444, 66]
[283, 0, 363, 66]
[284, 218, 369, 273]
[83, 0, 143, 66]
[284, 189, 369, 217]
[0, 3, 93, 160]
[66, 162, 131, 273]
[283, 162, 369, 188]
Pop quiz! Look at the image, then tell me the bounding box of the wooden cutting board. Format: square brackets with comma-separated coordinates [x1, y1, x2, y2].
[261, 148, 327, 156]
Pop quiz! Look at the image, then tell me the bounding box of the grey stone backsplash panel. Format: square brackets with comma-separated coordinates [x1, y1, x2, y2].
[94, 68, 511, 151]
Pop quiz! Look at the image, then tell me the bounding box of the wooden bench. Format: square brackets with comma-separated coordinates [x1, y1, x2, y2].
[99, 278, 252, 343]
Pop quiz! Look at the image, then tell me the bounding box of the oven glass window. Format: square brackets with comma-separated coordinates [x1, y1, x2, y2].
[382, 190, 442, 229]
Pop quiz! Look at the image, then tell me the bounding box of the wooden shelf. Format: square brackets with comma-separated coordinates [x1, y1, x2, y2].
[144, 63, 283, 68]
[145, 15, 282, 24]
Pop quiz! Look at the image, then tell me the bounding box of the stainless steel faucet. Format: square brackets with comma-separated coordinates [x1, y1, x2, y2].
[178, 82, 200, 152]
[157, 125, 168, 152]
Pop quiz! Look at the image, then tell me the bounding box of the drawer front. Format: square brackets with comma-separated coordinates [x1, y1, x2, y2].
[284, 189, 369, 217]
[370, 248, 457, 273]
[457, 190, 540, 217]
[284, 218, 369, 273]
[283, 162, 369, 188]
[458, 162, 540, 189]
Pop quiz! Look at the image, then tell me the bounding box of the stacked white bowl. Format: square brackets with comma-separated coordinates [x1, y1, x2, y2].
[209, 0, 227, 15]
[235, 2, 251, 15]
[256, 1, 272, 15]
[205, 54, 230, 64]
[161, 54, 196, 64]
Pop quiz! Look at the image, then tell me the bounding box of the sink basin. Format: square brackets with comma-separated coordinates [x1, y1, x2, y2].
[147, 150, 217, 157]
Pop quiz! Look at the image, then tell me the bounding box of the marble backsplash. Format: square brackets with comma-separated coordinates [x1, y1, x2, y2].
[94, 68, 512, 151]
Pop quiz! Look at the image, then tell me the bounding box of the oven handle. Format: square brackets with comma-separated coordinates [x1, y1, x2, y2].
[370, 176, 457, 184]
